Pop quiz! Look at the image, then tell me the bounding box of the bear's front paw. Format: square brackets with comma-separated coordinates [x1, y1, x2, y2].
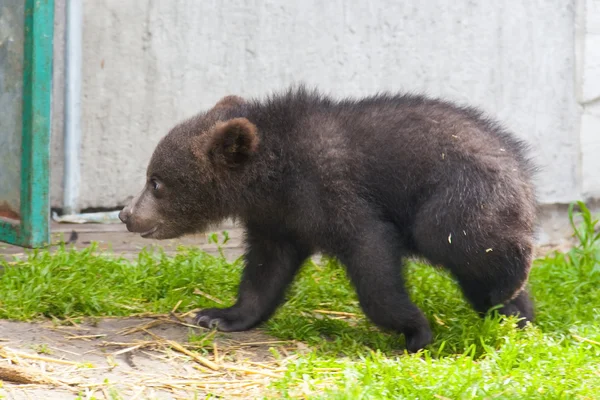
[194, 307, 255, 332]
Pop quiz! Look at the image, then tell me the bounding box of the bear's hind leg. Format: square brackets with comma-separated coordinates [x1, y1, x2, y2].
[499, 289, 534, 327]
[412, 183, 536, 329]
[454, 271, 534, 327]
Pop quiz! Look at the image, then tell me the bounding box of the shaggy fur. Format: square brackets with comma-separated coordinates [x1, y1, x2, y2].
[119, 85, 538, 352]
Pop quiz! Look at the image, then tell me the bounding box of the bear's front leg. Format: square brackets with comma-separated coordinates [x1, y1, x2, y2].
[195, 230, 309, 332]
[336, 219, 433, 353]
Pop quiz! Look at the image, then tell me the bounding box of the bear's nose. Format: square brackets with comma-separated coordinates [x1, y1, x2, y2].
[118, 207, 130, 223]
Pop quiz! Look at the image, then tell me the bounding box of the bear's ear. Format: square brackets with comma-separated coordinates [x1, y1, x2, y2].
[202, 118, 259, 168]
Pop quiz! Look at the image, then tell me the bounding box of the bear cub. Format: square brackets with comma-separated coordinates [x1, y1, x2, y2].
[119, 86, 537, 353]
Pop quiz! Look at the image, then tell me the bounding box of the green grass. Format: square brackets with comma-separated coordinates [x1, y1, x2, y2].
[1, 201, 599, 399]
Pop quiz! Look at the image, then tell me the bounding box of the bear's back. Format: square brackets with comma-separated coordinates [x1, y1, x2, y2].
[241, 87, 536, 249]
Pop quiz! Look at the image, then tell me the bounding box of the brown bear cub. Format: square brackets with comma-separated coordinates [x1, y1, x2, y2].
[119, 86, 537, 353]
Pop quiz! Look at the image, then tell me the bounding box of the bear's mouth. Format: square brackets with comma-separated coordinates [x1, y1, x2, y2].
[140, 225, 158, 238]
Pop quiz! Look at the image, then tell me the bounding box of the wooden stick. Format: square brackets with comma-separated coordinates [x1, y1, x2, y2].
[66, 334, 107, 340]
[237, 340, 293, 346]
[179, 308, 202, 318]
[167, 319, 203, 330]
[3, 348, 81, 366]
[312, 309, 358, 317]
[166, 340, 220, 371]
[145, 378, 264, 386]
[171, 300, 183, 314]
[47, 346, 81, 356]
[118, 319, 164, 335]
[0, 364, 56, 385]
[572, 334, 600, 346]
[222, 364, 282, 379]
[213, 342, 219, 363]
[112, 344, 145, 356]
[193, 288, 225, 305]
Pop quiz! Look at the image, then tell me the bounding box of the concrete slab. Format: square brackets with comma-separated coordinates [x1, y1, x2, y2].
[0, 222, 247, 261]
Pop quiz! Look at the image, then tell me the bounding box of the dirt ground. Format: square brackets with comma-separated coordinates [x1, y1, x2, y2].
[0, 222, 298, 400]
[0, 316, 303, 399]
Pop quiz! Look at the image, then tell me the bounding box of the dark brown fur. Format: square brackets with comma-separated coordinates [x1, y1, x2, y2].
[119, 85, 538, 352]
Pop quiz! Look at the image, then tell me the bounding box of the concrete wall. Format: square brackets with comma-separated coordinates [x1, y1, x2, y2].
[46, 0, 598, 211]
[577, 0, 600, 199]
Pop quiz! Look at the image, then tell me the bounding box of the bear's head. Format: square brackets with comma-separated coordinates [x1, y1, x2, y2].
[118, 96, 258, 239]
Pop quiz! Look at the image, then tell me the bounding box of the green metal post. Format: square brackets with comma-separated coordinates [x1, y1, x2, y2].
[0, 0, 54, 248]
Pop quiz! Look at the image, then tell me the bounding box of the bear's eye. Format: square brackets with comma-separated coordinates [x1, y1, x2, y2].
[150, 178, 160, 191]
